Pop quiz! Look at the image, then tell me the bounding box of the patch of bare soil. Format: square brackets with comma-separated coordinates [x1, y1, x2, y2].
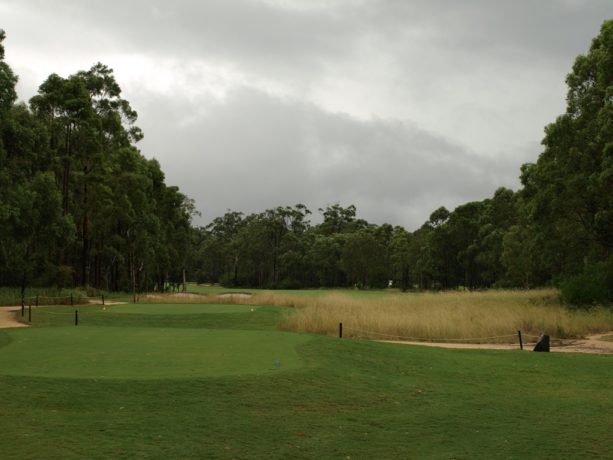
[380, 332, 613, 355]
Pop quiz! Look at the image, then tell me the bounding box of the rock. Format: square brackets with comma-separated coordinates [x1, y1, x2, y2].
[533, 334, 550, 352]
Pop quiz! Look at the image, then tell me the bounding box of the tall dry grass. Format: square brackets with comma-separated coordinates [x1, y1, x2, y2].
[272, 289, 613, 342]
[137, 289, 613, 342]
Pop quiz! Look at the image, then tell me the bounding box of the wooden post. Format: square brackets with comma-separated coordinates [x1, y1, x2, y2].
[28, 304, 31, 323]
[339, 322, 343, 338]
[518, 330, 523, 350]
[101, 294, 105, 306]
[75, 310, 79, 326]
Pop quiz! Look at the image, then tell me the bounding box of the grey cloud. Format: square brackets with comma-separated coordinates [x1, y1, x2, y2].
[362, 0, 613, 60]
[5, 0, 363, 76]
[2, 0, 609, 230]
[139, 88, 527, 230]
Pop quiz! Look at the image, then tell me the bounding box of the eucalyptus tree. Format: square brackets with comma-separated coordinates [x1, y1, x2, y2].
[0, 32, 74, 293]
[520, 19, 613, 283]
[389, 226, 412, 291]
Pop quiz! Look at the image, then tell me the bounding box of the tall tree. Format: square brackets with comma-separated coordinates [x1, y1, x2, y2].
[521, 19, 613, 280]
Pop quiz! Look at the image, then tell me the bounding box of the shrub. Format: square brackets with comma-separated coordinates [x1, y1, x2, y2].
[560, 259, 613, 307]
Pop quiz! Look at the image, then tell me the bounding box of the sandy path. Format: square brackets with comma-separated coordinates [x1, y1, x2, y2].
[380, 332, 613, 354]
[0, 306, 29, 328]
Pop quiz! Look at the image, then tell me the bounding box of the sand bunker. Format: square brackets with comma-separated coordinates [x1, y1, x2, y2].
[217, 293, 253, 300]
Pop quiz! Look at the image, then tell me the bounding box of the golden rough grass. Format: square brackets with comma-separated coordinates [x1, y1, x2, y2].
[273, 289, 613, 342]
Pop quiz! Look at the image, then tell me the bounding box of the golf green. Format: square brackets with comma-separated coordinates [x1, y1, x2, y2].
[108, 303, 258, 315]
[0, 327, 311, 379]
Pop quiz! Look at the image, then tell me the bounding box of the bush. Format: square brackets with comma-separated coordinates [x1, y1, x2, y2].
[277, 278, 302, 290]
[560, 259, 613, 307]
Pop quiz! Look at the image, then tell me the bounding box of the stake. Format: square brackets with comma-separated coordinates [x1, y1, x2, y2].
[28, 304, 31, 323]
[518, 330, 523, 350]
[101, 294, 105, 306]
[75, 310, 79, 326]
[339, 322, 343, 338]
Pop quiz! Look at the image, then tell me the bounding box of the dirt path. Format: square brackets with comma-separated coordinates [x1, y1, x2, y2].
[0, 306, 29, 328]
[381, 332, 613, 354]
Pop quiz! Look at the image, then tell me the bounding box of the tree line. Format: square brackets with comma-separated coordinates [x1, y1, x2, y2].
[0, 30, 194, 296]
[1, 20, 612, 305]
[189, 20, 613, 304]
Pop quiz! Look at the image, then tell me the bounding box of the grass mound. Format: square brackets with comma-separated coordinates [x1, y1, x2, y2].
[0, 327, 310, 379]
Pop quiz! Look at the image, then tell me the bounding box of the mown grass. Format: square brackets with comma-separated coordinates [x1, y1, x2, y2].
[0, 326, 310, 379]
[14, 303, 283, 331]
[0, 310, 612, 459]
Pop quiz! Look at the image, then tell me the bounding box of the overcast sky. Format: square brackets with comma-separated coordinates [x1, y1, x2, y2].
[2, 1, 612, 229]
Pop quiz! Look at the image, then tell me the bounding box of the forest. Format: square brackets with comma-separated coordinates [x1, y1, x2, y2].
[1, 20, 612, 305]
[0, 30, 194, 296]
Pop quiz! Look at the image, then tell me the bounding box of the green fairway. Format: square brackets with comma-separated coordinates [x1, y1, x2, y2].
[0, 327, 309, 379]
[110, 303, 259, 315]
[23, 303, 284, 330]
[1, 300, 613, 459]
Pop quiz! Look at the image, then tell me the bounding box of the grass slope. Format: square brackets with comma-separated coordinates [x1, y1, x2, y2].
[1, 302, 612, 459]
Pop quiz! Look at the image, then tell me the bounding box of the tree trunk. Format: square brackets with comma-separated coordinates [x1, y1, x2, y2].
[62, 124, 72, 215]
[81, 167, 90, 286]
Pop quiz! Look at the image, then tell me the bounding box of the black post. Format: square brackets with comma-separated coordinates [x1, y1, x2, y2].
[75, 310, 79, 326]
[28, 304, 31, 323]
[35, 295, 39, 307]
[101, 294, 105, 306]
[518, 330, 523, 350]
[70, 294, 73, 306]
[339, 322, 343, 338]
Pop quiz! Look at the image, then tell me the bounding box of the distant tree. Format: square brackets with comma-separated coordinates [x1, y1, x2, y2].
[389, 226, 412, 291]
[340, 228, 386, 288]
